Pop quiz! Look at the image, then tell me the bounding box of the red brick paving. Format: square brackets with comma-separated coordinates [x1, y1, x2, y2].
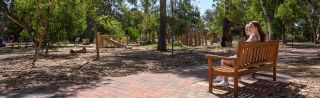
[64, 66, 292, 98]
[0, 65, 293, 98]
[69, 72, 215, 98]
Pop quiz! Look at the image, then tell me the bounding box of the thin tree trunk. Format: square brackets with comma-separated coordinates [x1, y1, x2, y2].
[94, 18, 99, 59]
[33, 6, 48, 65]
[186, 30, 189, 45]
[316, 17, 320, 44]
[148, 31, 151, 43]
[291, 32, 294, 47]
[259, 0, 273, 40]
[205, 33, 208, 46]
[196, 31, 199, 46]
[45, 41, 51, 55]
[282, 27, 286, 44]
[33, 16, 46, 65]
[152, 32, 155, 43]
[139, 33, 142, 45]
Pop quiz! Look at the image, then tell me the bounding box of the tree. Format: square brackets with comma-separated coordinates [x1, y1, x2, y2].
[0, 0, 88, 64]
[276, 0, 306, 44]
[140, 0, 157, 44]
[120, 7, 143, 42]
[174, 0, 201, 45]
[303, 0, 320, 44]
[96, 15, 124, 37]
[0, 10, 7, 35]
[259, 0, 273, 40]
[0, 0, 46, 65]
[158, 0, 167, 51]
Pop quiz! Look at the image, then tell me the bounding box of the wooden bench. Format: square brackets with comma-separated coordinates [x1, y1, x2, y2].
[205, 40, 279, 97]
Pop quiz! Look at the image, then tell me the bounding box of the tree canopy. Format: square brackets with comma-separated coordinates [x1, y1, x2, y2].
[0, 0, 319, 62]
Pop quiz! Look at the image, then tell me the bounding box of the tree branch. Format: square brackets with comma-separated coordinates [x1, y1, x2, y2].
[0, 0, 35, 34]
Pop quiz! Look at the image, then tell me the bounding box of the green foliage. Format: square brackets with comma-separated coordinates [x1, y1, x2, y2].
[1, 0, 316, 47]
[174, 1, 201, 35]
[119, 7, 144, 41]
[11, 0, 87, 44]
[207, 0, 315, 41]
[127, 27, 140, 41]
[18, 30, 30, 42]
[97, 15, 124, 37]
[51, 0, 87, 41]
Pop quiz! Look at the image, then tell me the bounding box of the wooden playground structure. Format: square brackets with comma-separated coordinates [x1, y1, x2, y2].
[176, 33, 218, 46]
[98, 34, 127, 48]
[96, 29, 219, 48]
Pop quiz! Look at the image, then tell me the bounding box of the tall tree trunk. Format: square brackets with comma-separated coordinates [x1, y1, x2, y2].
[84, 16, 94, 42]
[221, 18, 230, 47]
[205, 33, 207, 46]
[139, 33, 142, 45]
[259, 0, 273, 40]
[45, 41, 51, 55]
[148, 31, 151, 43]
[152, 32, 155, 43]
[282, 26, 286, 44]
[157, 0, 167, 51]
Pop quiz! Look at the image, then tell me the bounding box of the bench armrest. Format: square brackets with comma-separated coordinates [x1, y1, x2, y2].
[205, 54, 238, 60]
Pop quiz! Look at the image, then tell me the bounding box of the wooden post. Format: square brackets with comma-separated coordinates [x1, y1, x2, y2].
[95, 32, 100, 59]
[195, 31, 198, 46]
[208, 58, 213, 93]
[205, 33, 208, 46]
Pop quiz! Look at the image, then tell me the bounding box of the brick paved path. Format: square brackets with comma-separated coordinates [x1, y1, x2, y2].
[0, 65, 293, 98]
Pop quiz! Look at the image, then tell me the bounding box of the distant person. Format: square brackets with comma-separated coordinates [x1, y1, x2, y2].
[213, 21, 267, 87]
[8, 35, 14, 43]
[8, 35, 14, 49]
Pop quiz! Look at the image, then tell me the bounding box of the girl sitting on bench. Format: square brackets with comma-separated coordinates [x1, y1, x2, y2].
[213, 21, 267, 87]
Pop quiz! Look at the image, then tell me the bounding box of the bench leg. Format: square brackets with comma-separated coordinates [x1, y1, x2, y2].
[208, 74, 213, 93]
[208, 60, 213, 93]
[273, 64, 276, 81]
[251, 72, 255, 79]
[233, 75, 239, 98]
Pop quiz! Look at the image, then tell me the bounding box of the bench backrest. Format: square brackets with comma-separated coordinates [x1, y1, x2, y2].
[236, 40, 279, 69]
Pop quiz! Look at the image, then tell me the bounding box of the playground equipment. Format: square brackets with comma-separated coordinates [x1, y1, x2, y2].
[98, 35, 126, 48]
[177, 32, 218, 46]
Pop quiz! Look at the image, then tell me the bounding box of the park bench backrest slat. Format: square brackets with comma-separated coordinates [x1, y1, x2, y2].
[236, 41, 279, 70]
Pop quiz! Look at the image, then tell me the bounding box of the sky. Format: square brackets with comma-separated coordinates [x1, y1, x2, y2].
[126, 0, 214, 16]
[193, 0, 214, 16]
